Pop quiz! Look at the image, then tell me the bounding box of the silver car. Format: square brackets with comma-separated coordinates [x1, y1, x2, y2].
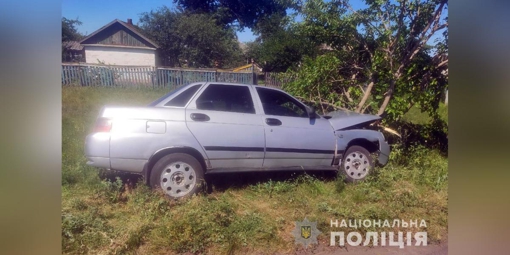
[85, 82, 390, 198]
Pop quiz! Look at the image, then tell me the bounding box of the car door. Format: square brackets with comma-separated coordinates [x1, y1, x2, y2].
[186, 83, 265, 169]
[255, 87, 336, 167]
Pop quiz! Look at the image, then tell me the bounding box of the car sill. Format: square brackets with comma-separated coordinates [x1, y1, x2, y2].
[206, 165, 338, 174]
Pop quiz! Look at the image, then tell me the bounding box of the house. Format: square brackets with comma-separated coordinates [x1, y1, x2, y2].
[79, 19, 159, 66]
[62, 41, 85, 62]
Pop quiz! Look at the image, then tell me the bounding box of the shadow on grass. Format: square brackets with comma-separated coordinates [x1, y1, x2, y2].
[99, 169, 143, 186]
[205, 170, 338, 193]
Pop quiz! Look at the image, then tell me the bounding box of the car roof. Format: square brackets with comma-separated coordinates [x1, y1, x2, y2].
[203, 82, 285, 92]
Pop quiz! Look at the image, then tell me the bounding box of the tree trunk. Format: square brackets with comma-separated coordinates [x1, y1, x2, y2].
[377, 80, 394, 116]
[377, 68, 403, 116]
[356, 79, 375, 113]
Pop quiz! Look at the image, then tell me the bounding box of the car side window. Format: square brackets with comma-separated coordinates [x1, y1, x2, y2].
[165, 85, 201, 107]
[256, 87, 308, 118]
[195, 84, 255, 114]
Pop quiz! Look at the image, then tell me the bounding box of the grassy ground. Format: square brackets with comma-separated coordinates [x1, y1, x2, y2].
[401, 103, 448, 125]
[62, 86, 448, 254]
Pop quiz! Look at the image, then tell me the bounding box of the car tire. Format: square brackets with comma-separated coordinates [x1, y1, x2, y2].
[340, 145, 374, 183]
[149, 153, 205, 199]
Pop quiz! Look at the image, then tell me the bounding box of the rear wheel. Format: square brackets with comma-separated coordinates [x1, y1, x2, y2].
[149, 153, 205, 199]
[340, 145, 374, 182]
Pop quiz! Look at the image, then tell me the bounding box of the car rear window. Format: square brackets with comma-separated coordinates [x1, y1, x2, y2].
[164, 85, 202, 107]
[147, 85, 188, 106]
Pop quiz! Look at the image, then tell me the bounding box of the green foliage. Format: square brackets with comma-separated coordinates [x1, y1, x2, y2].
[384, 145, 448, 192]
[62, 207, 113, 253]
[62, 17, 84, 62]
[298, 0, 355, 48]
[246, 20, 318, 72]
[116, 224, 153, 255]
[97, 177, 124, 203]
[138, 7, 244, 68]
[402, 103, 448, 125]
[62, 17, 83, 42]
[247, 32, 308, 72]
[149, 195, 277, 254]
[280, 0, 448, 121]
[385, 117, 448, 157]
[251, 179, 297, 195]
[334, 174, 346, 193]
[284, 54, 352, 114]
[173, 0, 295, 30]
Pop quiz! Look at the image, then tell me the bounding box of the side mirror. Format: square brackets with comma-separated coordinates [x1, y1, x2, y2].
[307, 107, 317, 119]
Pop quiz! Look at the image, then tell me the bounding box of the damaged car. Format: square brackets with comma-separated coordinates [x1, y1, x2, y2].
[85, 82, 390, 198]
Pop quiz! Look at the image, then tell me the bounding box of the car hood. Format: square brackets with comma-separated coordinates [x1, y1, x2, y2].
[325, 110, 381, 130]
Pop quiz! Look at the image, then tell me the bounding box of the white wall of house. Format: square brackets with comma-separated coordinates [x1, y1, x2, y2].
[84, 45, 156, 66]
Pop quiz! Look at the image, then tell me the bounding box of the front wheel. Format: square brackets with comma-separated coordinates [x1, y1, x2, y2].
[340, 145, 374, 182]
[149, 153, 205, 199]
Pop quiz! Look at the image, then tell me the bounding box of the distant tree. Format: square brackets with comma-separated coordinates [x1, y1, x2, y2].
[246, 26, 318, 72]
[173, 0, 297, 30]
[62, 17, 84, 61]
[139, 7, 244, 68]
[245, 10, 319, 72]
[173, 0, 306, 70]
[138, 8, 182, 67]
[62, 17, 83, 42]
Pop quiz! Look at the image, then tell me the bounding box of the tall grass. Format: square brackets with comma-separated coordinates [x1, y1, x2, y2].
[62, 86, 448, 254]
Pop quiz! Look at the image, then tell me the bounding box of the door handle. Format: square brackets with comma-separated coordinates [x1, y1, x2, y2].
[190, 113, 210, 121]
[265, 118, 282, 126]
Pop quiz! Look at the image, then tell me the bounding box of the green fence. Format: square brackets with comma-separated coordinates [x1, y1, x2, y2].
[62, 63, 255, 87]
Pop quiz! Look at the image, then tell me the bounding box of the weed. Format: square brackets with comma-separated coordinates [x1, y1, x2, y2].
[334, 174, 346, 193]
[116, 224, 153, 254]
[97, 177, 124, 203]
[251, 179, 296, 196]
[70, 198, 88, 210]
[61, 207, 113, 253]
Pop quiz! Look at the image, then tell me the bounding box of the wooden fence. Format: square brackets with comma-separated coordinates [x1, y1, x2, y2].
[62, 63, 255, 88]
[263, 72, 297, 89]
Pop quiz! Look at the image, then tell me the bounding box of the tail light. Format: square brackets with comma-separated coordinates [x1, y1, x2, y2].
[94, 117, 112, 132]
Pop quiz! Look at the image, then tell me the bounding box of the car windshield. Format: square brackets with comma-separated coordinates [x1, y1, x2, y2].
[147, 84, 194, 106]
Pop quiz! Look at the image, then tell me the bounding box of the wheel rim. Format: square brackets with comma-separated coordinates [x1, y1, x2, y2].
[344, 151, 371, 180]
[160, 161, 197, 197]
